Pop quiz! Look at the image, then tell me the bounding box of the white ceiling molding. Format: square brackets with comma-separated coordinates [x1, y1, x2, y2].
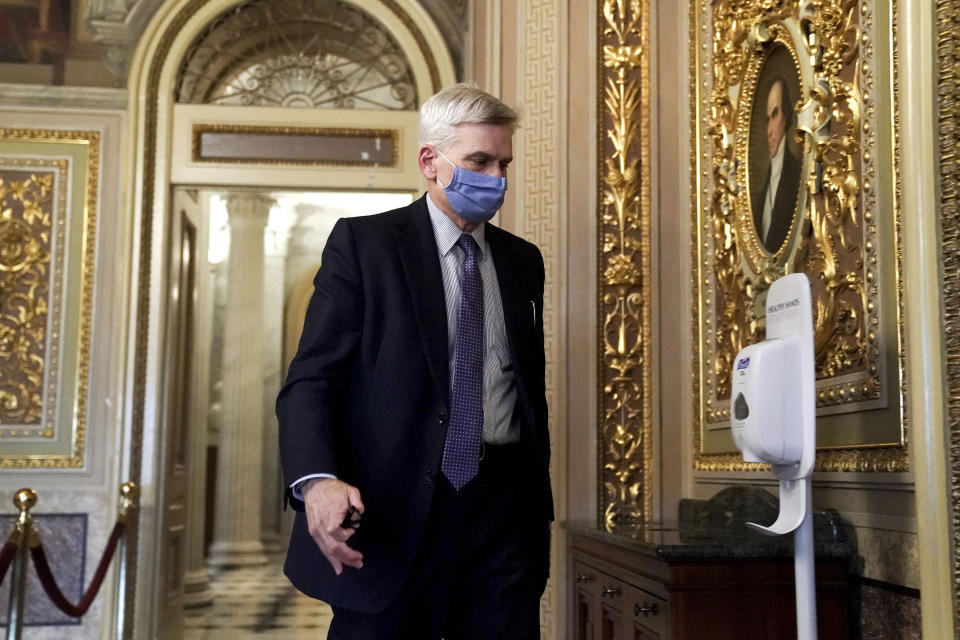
[86, 0, 164, 85]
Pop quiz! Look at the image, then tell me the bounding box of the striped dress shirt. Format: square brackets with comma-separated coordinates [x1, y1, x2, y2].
[426, 195, 520, 445]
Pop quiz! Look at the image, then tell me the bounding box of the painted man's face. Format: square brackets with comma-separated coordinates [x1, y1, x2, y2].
[766, 82, 786, 158]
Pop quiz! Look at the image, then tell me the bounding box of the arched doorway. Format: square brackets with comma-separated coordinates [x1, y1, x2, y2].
[123, 0, 455, 636]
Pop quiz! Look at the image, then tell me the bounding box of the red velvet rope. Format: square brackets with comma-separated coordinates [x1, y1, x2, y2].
[29, 521, 125, 618]
[0, 540, 17, 586]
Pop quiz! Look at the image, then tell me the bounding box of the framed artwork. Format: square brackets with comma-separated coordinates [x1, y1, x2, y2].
[0, 128, 99, 468]
[691, 0, 906, 471]
[747, 44, 804, 255]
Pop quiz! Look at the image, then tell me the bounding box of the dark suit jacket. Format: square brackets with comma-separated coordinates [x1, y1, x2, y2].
[752, 147, 801, 253]
[276, 194, 553, 614]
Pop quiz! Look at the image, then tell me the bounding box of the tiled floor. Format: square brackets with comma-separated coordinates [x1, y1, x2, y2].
[184, 555, 333, 639]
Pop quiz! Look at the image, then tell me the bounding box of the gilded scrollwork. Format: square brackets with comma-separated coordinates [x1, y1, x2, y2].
[0, 171, 54, 428]
[695, 0, 901, 469]
[598, 0, 651, 528]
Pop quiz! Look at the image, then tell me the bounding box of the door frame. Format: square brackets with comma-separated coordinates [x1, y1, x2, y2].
[122, 0, 455, 635]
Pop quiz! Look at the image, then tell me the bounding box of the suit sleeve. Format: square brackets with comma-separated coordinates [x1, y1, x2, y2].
[276, 218, 363, 509]
[531, 246, 549, 472]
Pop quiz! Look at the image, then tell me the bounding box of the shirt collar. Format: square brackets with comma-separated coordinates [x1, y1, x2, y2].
[426, 193, 486, 257]
[770, 136, 786, 181]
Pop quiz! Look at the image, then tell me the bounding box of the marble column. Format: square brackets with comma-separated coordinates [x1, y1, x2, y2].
[261, 208, 294, 553]
[208, 193, 274, 567]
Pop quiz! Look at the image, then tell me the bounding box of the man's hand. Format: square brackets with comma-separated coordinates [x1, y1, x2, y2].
[302, 478, 365, 575]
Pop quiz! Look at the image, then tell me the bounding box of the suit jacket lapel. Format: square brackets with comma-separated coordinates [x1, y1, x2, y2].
[753, 165, 770, 232]
[397, 197, 450, 408]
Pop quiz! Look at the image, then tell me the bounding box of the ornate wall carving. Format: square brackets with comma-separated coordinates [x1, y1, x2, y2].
[0, 168, 58, 430]
[597, 0, 652, 527]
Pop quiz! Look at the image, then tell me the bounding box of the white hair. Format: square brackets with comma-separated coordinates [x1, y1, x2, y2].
[418, 83, 518, 150]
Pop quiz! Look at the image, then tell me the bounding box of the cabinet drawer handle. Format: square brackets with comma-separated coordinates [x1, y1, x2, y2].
[575, 572, 593, 584]
[634, 601, 659, 617]
[601, 585, 621, 598]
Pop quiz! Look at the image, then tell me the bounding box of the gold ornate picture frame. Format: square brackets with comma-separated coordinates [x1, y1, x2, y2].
[691, 0, 907, 471]
[0, 128, 99, 468]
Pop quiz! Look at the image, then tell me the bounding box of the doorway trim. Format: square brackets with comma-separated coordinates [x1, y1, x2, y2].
[122, 0, 455, 635]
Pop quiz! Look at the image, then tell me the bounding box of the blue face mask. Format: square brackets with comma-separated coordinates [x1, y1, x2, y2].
[436, 150, 507, 224]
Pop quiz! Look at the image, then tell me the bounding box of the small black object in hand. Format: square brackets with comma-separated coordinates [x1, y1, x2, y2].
[341, 505, 362, 530]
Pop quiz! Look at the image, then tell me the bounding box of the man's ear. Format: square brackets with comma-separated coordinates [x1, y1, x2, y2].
[417, 145, 438, 181]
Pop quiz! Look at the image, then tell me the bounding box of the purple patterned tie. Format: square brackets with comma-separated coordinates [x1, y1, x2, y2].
[441, 234, 484, 490]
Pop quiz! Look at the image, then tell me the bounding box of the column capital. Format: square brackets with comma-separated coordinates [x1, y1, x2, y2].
[225, 194, 276, 226]
[266, 207, 297, 258]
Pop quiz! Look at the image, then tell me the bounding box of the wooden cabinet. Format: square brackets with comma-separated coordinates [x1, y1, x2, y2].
[569, 526, 850, 640]
[626, 583, 667, 639]
[572, 555, 668, 640]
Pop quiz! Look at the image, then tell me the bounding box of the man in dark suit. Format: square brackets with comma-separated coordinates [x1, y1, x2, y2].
[277, 84, 552, 639]
[752, 76, 801, 253]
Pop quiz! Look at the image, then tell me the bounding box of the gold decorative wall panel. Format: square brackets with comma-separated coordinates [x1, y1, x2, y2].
[0, 167, 59, 429]
[939, 0, 960, 618]
[597, 0, 652, 527]
[691, 0, 906, 471]
[0, 129, 99, 468]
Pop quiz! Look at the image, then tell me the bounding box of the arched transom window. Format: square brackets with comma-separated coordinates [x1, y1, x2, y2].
[175, 0, 418, 110]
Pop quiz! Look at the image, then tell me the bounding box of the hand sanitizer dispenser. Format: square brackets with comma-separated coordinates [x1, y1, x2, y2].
[730, 273, 818, 640]
[730, 338, 804, 466]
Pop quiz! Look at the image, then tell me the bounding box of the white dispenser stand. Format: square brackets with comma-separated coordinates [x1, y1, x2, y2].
[729, 273, 817, 640]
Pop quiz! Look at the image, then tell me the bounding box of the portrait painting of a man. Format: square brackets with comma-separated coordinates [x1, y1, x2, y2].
[749, 46, 803, 254]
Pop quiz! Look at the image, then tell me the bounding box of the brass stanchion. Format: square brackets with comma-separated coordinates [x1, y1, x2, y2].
[5, 489, 37, 640]
[115, 482, 138, 640]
